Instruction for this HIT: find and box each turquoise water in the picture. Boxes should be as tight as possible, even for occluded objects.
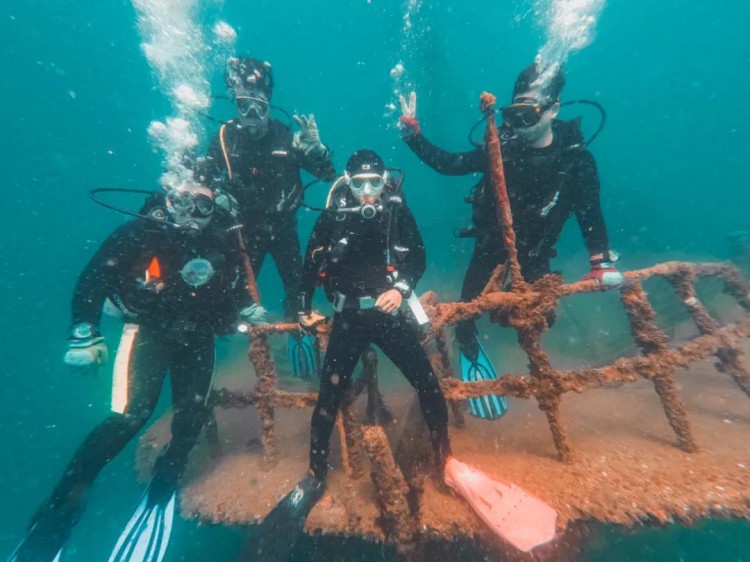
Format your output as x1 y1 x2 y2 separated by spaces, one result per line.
1 0 749 560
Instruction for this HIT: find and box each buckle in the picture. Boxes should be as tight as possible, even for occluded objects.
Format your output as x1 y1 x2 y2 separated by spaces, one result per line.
333 292 346 312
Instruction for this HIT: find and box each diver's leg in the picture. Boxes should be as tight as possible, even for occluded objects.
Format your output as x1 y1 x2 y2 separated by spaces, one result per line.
309 311 369 480
245 224 269 278
269 214 303 321
374 315 452 470
16 328 168 559
153 332 216 487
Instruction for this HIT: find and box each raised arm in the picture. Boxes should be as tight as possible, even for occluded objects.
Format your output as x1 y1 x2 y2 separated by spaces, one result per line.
399 91 485 176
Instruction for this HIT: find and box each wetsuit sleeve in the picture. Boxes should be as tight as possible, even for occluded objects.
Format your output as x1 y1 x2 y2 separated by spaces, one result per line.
299 212 335 313
571 150 611 256
403 132 485 176
395 207 427 289
71 221 147 330
297 147 337 181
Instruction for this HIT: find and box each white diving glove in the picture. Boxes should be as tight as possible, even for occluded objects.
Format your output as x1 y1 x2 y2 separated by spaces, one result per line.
64 325 109 375
239 304 269 326
292 114 327 158
398 91 420 135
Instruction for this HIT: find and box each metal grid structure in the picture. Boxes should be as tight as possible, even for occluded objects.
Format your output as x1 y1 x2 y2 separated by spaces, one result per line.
203 93 750 544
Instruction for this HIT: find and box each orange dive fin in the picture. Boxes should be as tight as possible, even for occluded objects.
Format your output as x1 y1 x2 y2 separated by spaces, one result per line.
444 457 557 552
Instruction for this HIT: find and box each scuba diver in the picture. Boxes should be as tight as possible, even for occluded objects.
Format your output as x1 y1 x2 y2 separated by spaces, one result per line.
198 56 337 379
398 63 623 421
7 185 267 562
251 150 557 560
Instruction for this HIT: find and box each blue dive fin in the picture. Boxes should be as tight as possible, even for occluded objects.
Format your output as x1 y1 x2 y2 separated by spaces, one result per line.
459 338 508 421
288 333 319 379
107 478 176 562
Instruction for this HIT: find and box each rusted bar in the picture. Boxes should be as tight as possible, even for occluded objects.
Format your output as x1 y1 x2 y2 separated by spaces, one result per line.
669 271 750 398
335 415 352 477
234 227 261 304
480 260 510 296
249 335 279 467
517 326 574 462
720 266 750 311
433 328 466 429
362 426 417 544
620 282 697 453
341 399 365 479
481 92 527 291
668 270 720 334
211 319 750 411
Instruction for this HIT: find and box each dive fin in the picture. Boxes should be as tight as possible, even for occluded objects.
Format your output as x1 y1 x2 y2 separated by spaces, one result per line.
252 473 326 562
7 524 65 562
7 499 82 562
107 477 176 562
288 333 319 379
459 337 508 420
444 457 557 552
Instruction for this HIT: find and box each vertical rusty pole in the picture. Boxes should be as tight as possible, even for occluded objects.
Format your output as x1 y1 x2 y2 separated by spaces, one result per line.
481 92 527 291
236 227 279 467
432 329 466 429
482 92 572 460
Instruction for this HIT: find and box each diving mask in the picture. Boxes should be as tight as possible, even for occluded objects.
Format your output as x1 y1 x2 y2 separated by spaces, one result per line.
346 172 388 202
501 97 557 129
166 190 215 231
235 95 270 119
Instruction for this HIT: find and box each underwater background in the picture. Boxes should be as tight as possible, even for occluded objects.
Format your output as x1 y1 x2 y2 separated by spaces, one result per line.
1 0 749 560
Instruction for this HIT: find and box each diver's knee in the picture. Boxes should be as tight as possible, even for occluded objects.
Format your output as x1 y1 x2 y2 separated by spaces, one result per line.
114 408 152 433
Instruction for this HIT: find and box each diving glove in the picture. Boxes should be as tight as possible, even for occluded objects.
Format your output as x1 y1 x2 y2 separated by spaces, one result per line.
293 114 327 158
239 304 269 326
398 91 420 135
64 323 108 374
582 254 624 290
298 311 326 335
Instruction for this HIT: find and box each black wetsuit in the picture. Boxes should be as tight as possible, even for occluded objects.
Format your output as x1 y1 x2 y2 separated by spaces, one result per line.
301 191 451 480
199 118 336 318
26 204 250 552
404 120 612 352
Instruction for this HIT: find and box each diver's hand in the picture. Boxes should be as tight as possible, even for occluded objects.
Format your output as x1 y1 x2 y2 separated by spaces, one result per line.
582 262 624 291
298 311 326 335
398 92 420 135
375 289 402 314
240 304 269 326
293 114 327 158
64 336 108 375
